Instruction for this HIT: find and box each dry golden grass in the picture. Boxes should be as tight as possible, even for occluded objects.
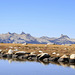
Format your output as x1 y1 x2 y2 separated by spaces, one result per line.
0 43 75 57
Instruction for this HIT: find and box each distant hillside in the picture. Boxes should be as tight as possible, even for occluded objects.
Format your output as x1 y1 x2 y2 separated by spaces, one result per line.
0 32 75 44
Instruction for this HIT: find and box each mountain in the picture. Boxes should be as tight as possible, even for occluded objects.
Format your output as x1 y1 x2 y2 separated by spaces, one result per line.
49 34 75 44
0 32 75 44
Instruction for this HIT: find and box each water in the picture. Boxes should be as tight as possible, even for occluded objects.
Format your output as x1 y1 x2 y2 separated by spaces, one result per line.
0 59 75 75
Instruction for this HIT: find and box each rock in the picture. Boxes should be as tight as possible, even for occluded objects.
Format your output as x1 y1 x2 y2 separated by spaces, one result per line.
30 51 36 54
12 54 18 58
27 54 37 60
8 49 13 54
2 54 7 58
0 49 2 52
37 54 41 57
49 57 59 61
0 53 3 57
52 52 56 55
56 54 60 56
39 51 43 53
27 57 32 60
18 56 23 59
8 59 12 64
58 58 65 62
27 56 37 60
28 54 37 57
22 55 29 59
43 58 49 62
60 55 69 58
69 54 75 63
15 51 26 56
70 54 75 59
58 58 69 62
7 54 12 58
69 59 75 63
38 53 50 60
70 65 75 69
58 55 69 62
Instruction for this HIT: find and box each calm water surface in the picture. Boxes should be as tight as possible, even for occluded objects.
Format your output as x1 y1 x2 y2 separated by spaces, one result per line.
0 59 75 75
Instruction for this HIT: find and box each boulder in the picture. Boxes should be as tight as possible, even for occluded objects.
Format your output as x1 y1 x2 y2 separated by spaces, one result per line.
27 54 37 60
43 58 49 62
58 55 69 62
12 54 18 58
0 49 2 53
70 54 75 59
27 56 37 60
7 54 12 58
38 53 50 60
69 59 75 63
18 56 23 59
49 57 59 61
28 54 37 57
58 58 65 62
61 55 69 58
2 54 7 58
22 54 30 59
15 51 26 56
0 53 3 57
69 54 75 63
8 49 13 54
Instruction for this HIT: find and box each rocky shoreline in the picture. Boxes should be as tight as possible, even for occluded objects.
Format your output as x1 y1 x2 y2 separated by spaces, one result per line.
0 49 75 64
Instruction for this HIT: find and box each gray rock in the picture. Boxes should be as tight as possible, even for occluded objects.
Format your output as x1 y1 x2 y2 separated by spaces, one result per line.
2 54 7 58
58 58 65 62
49 57 59 61
7 54 12 58
18 56 23 59
43 58 49 62
70 54 75 59
12 54 18 58
58 58 69 62
69 59 75 63
38 53 50 60
15 51 26 56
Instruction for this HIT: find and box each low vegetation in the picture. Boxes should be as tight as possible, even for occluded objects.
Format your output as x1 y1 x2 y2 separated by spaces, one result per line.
0 43 75 57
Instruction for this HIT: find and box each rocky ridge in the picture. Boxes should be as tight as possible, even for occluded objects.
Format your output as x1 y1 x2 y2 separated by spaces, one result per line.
0 32 75 44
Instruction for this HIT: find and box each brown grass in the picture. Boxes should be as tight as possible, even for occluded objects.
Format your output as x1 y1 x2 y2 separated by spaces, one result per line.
0 43 75 57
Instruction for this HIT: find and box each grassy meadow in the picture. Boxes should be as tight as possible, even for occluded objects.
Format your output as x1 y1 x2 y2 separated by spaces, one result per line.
0 43 75 57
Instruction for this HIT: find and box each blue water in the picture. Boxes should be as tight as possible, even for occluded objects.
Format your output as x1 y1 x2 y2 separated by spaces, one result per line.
0 59 75 75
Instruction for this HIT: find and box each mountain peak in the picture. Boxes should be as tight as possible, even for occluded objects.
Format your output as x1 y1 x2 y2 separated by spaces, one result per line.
7 32 11 34
60 34 70 39
21 32 26 35
0 32 74 44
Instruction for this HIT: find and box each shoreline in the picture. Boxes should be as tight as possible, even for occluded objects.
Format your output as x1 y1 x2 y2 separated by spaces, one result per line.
0 43 75 63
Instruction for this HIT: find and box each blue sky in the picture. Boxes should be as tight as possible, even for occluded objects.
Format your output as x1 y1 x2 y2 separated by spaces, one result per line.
0 0 75 38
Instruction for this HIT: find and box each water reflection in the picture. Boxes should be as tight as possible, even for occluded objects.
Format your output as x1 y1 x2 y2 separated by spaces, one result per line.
0 57 75 69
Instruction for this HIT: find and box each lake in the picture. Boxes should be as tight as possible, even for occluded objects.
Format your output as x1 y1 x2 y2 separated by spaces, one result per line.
0 58 75 75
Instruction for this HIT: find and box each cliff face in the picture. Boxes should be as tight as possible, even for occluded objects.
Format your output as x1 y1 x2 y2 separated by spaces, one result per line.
0 32 75 44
